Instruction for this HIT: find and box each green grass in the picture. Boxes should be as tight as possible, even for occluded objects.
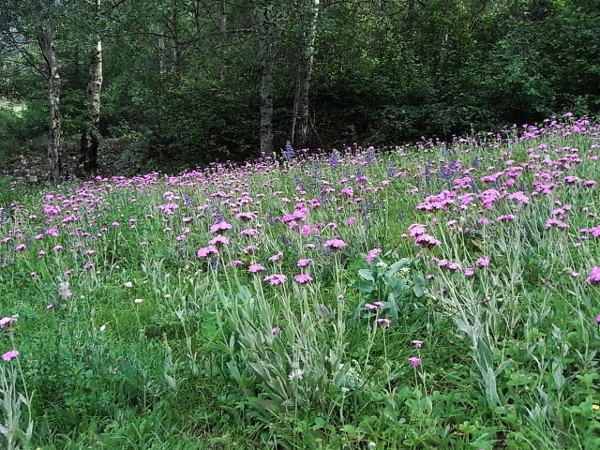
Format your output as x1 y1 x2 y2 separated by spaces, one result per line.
0 117 599 449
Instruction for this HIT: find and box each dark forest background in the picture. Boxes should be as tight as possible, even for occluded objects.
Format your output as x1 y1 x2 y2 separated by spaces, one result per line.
1 0 600 177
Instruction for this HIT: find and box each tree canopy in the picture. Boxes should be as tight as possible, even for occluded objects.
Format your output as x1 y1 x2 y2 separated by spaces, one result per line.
2 0 600 176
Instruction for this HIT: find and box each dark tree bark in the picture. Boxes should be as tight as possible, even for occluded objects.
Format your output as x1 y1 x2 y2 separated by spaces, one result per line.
292 0 320 151
79 6 103 176
37 26 63 181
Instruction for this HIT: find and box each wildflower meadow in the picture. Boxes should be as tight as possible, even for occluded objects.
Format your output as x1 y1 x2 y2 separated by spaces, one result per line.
1 115 599 449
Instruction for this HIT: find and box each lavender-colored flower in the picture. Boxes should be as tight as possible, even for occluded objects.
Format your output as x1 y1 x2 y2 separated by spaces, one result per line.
196 245 219 258
209 235 230 247
248 264 266 274
366 248 382 264
414 234 440 248
476 256 490 267
323 239 346 250
294 273 313 284
2 350 19 362
210 221 233 234
375 318 390 326
408 357 421 367
586 267 600 284
264 274 288 286
411 340 423 348
0 316 17 328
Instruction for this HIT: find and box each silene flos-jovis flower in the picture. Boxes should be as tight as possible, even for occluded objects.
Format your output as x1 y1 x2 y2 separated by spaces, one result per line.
2 349 19 362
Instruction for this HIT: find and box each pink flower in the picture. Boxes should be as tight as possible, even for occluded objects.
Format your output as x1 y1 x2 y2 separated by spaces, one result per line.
586 267 600 284
366 248 382 264
595 315 600 324
323 239 346 250
196 245 219 258
411 340 423 348
408 224 427 237
294 273 313 284
296 258 311 268
346 216 357 225
236 212 256 221
497 214 516 222
408 357 421 367
300 225 313 235
268 252 283 262
209 235 230 247
464 267 475 277
476 256 490 267
271 327 281 335
506 192 530 205
0 317 17 328
264 274 288 286
59 282 73 299
241 228 259 237
588 225 600 238
414 234 440 248
248 264 266 274
210 221 233 234
2 350 19 362
375 318 391 326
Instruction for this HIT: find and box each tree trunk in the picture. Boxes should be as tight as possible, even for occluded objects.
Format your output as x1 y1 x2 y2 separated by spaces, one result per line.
79 1 103 176
37 27 62 181
259 48 274 158
292 0 320 151
218 0 227 82
258 2 275 158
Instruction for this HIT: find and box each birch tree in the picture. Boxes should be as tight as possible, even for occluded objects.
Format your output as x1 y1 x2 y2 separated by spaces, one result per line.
0 0 64 180
255 0 277 158
37 24 63 180
78 0 103 175
291 0 320 151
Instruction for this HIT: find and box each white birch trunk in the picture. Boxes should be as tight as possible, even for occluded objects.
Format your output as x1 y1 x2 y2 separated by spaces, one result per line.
79 0 103 175
218 0 227 82
37 27 62 181
292 0 320 151
258 2 275 158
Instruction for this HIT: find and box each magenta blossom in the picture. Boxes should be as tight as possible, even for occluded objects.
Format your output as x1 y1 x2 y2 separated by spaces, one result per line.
375 318 391 326
241 228 259 237
0 317 17 328
408 357 421 367
196 245 219 258
264 274 288 285
268 252 283 262
209 235 230 247
586 267 600 284
411 340 423 348
296 258 311 268
475 256 490 267
248 264 266 274
210 221 233 234
415 234 440 248
2 350 19 362
294 273 313 284
366 248 382 264
323 239 346 250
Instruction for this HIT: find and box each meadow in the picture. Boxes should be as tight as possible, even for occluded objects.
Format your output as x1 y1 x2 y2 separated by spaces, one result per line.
0 115 599 449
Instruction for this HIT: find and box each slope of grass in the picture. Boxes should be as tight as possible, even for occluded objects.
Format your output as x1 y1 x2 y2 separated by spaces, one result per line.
0 116 599 449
